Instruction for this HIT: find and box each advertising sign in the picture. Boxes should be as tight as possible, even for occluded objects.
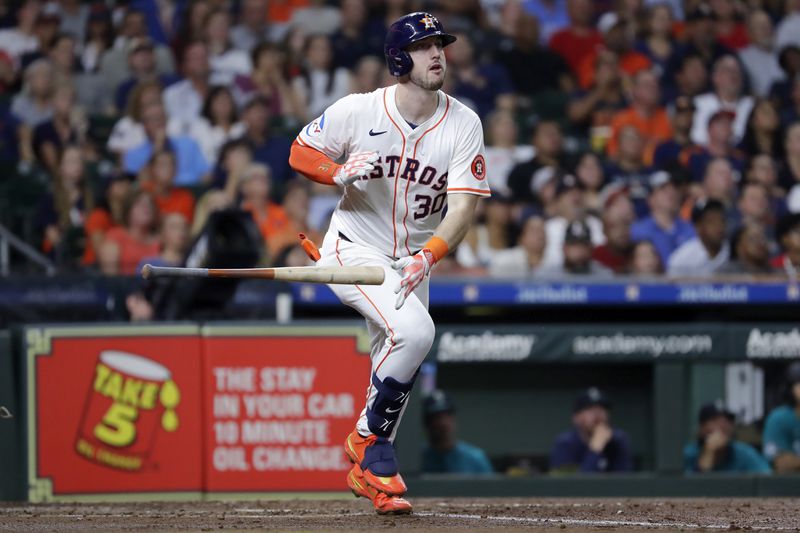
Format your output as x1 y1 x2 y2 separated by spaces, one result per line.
26 326 203 501
201 325 371 492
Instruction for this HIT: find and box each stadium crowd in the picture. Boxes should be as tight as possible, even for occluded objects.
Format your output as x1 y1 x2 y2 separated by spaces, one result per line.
1 0 800 279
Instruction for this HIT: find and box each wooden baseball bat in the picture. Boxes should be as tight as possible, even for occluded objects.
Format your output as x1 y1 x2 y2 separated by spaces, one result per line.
140 264 385 285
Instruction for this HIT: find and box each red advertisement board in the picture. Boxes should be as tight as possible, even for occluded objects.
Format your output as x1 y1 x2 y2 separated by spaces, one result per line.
28 327 204 498
202 331 371 491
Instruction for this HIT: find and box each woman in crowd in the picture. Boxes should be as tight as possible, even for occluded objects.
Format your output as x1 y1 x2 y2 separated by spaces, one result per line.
629 239 664 276
234 42 303 122
292 34 351 121
238 162 294 261
457 194 514 269
35 145 94 266
739 98 783 160
103 190 160 275
634 2 675 78
80 4 114 73
573 151 607 214
107 80 163 161
83 171 132 267
484 109 535 197
33 83 87 175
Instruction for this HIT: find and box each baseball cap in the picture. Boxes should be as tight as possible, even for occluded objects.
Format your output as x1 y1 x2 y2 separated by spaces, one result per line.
647 170 674 194
573 387 611 413
423 390 455 419
531 166 558 195
599 181 630 209
37 2 61 23
597 12 624 35
564 219 592 244
698 400 735 424
555 173 583 197
691 198 725 224
128 37 154 55
686 3 713 21
707 109 736 128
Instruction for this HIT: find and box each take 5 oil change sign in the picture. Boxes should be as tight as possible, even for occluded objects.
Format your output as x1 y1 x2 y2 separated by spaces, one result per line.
27 326 203 500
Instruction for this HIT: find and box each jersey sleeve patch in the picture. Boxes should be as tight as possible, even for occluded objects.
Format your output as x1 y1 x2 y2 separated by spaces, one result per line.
471 154 486 181
304 112 326 138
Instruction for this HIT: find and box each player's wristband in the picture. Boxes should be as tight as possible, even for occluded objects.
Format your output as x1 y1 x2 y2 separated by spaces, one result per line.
423 236 449 264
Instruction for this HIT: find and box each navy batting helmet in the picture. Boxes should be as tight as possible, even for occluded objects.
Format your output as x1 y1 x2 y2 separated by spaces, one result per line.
384 12 456 77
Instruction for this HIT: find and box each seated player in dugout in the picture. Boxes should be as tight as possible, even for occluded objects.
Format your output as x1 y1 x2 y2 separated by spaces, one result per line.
288 12 489 515
763 362 800 473
549 387 633 473
421 390 493 475
683 400 771 474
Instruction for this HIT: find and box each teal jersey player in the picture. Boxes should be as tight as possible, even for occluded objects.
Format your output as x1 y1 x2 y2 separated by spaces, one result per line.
423 441 494 475
762 406 800 461
683 441 771 474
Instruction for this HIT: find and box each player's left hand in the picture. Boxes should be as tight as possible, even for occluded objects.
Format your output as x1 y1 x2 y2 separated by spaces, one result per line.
391 250 434 309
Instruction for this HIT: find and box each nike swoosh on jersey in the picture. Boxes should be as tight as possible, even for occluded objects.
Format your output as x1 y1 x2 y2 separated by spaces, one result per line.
369 129 387 136
385 406 402 413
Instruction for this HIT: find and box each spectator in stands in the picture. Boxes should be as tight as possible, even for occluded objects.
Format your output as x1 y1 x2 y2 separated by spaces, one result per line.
717 222 775 275
457 193 513 269
635 2 676 77
292 34 351 121
629 239 664 276
739 99 783 160
606 69 672 163
771 46 800 108
107 80 162 160
123 102 210 186
747 154 789 220
46 32 78 87
80 3 113 74
763 362 800 473
566 50 626 149
238 162 293 260
694 158 739 230
163 40 210 128
710 0 748 50
573 151 606 214
446 31 515 119
290 0 342 37
235 42 302 122
190 189 233 237
103 190 160 275
495 11 573 99
351 55 384 95
776 2 800 51
739 10 783 98
606 126 654 217
779 76 800 128
422 390 494 475
666 5 732 86
330 0 383 70
668 198 730 277
58 0 88 46
779 122 800 192
631 171 695 264
169 85 245 166
99 9 174 96
140 150 196 224
115 37 178 114
83 171 132 266
771 213 800 277
539 219 612 277
209 138 253 200
690 55 754 146
687 109 746 182
19 3 61 70
653 96 697 170
240 95 292 188
32 82 86 176
0 0 40 74
280 178 322 250
35 145 93 264
488 213 547 277
543 174 605 268
205 9 252 86
230 0 275 52
669 53 710 103
11 58 54 129
736 181 775 240
684 400 771 474
592 186 635 274
508 120 567 204
136 212 190 272
577 12 651 90
549 0 602 76
550 387 633 473
523 0 569 44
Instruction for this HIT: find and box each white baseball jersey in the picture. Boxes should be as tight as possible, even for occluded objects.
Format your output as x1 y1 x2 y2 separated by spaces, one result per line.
296 84 490 258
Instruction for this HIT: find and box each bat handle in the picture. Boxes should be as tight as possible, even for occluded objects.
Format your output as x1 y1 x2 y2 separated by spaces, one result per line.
141 264 209 279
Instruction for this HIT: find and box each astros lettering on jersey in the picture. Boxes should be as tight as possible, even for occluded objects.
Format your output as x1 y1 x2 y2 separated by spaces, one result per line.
295 84 490 258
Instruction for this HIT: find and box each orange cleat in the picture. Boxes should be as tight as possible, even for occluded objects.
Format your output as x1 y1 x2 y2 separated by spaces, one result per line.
344 430 408 496
346 464 412 515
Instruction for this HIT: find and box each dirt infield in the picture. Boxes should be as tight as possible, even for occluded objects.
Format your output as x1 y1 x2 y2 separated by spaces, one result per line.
1 498 799 531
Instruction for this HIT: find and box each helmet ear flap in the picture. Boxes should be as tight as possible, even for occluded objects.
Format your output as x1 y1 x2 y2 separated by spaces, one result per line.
386 47 413 77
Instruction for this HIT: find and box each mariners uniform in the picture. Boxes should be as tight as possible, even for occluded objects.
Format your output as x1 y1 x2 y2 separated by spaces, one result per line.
289 12 489 515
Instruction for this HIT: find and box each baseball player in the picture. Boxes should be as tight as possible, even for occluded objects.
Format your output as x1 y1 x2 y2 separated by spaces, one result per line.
289 12 490 514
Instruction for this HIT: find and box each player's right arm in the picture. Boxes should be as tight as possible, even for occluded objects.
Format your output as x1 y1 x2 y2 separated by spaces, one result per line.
289 95 377 187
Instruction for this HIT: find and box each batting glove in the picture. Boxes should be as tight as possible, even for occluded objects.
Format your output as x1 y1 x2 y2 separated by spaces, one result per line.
333 151 379 187
391 249 434 310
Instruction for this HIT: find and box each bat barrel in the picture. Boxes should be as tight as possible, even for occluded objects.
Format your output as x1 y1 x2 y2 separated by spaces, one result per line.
142 264 209 279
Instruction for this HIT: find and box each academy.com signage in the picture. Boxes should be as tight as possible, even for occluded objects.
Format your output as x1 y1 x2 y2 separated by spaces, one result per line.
746 328 800 358
572 333 714 358
437 331 535 362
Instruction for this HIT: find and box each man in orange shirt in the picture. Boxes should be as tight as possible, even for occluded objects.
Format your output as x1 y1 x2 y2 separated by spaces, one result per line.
238 162 294 260
549 0 602 75
577 12 651 90
606 69 672 163
141 150 196 224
